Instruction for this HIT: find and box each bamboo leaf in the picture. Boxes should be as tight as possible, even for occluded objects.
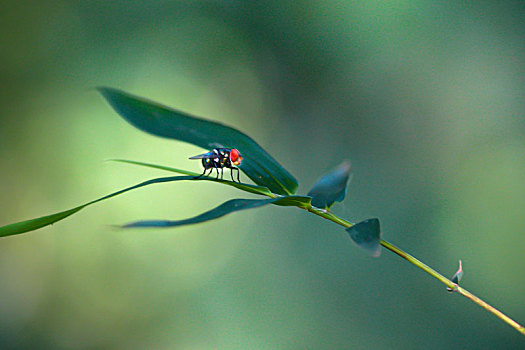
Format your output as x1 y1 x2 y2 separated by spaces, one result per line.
122 195 312 228
307 160 351 209
0 174 270 238
346 218 382 257
99 87 298 195
0 206 85 238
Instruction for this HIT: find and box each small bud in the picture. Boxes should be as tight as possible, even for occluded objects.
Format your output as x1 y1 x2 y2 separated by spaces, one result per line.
447 260 464 292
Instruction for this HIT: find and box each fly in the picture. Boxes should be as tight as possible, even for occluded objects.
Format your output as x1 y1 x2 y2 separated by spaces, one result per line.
189 148 243 182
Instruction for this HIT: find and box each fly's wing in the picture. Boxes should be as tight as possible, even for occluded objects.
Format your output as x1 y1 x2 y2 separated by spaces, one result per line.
189 151 216 160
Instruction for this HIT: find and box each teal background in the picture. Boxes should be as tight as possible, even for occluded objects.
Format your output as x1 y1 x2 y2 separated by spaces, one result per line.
1 1 524 348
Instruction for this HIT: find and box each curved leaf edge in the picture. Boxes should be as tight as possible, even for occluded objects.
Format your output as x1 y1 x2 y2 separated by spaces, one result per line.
122 195 312 229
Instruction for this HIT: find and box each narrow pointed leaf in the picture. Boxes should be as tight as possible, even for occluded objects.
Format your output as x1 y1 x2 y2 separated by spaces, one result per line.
110 159 274 197
98 87 298 195
1 173 272 238
122 195 312 229
0 206 86 237
346 218 382 257
307 160 351 209
123 198 277 228
0 176 191 237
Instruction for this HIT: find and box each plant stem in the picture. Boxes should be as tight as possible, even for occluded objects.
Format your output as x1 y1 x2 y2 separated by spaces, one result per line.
456 287 525 335
379 240 455 289
304 205 525 336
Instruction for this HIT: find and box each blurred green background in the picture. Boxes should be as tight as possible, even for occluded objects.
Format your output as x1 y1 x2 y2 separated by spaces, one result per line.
1 1 524 348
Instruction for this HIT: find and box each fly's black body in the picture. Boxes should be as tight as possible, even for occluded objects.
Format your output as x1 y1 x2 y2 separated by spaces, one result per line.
189 148 243 182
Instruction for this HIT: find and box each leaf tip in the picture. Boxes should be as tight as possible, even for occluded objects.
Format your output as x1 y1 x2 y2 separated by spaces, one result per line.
97 87 131 109
96 86 113 95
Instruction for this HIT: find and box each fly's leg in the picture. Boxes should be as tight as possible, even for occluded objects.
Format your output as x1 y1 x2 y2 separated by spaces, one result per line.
194 167 209 179
231 167 240 183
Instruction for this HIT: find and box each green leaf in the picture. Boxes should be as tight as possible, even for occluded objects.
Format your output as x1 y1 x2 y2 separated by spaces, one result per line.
307 160 351 209
345 218 382 257
0 176 190 237
110 159 275 197
0 206 86 238
0 173 271 238
98 87 298 196
122 198 278 228
122 195 312 229
271 195 312 208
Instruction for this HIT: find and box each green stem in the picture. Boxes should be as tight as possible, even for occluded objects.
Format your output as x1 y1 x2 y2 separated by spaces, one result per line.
306 206 353 227
304 205 525 336
379 240 455 289
456 287 525 335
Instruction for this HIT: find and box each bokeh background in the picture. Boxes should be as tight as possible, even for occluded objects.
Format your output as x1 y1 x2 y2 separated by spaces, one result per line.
1 1 524 349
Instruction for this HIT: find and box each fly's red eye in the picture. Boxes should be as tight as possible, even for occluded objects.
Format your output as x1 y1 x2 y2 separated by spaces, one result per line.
230 149 240 162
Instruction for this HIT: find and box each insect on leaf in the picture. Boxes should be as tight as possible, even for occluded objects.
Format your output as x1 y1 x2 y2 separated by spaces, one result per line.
346 218 382 257
98 87 299 196
110 159 275 197
307 160 351 209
